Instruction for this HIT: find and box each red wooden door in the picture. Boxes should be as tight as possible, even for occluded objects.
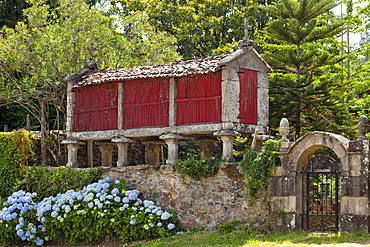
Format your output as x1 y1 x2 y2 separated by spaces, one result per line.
176 73 222 125
123 78 169 128
73 83 118 132
239 69 257 125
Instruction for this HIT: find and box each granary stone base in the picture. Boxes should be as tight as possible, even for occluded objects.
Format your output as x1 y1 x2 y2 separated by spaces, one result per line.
101 163 270 229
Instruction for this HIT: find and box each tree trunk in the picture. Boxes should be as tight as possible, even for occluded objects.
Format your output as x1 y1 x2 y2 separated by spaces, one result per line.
40 101 47 164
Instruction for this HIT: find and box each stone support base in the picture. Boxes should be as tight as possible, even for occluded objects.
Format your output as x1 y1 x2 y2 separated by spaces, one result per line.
142 138 165 166
214 130 240 161
160 133 183 165
194 136 219 157
61 139 85 167
97 142 114 167
112 136 134 167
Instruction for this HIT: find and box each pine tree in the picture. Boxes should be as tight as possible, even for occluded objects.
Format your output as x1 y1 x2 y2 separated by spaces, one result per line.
261 0 354 138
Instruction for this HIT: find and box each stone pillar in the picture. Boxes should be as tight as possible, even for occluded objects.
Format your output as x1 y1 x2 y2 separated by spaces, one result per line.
214 130 240 161
86 140 94 168
194 136 219 158
142 137 165 166
159 133 183 165
65 82 75 139
97 142 114 167
61 139 85 167
112 136 134 167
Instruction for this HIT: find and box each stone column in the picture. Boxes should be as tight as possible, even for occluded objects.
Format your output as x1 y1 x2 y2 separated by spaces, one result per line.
142 137 165 166
97 142 114 167
214 130 241 161
65 82 75 139
112 136 134 167
194 136 219 158
61 139 85 167
160 133 183 165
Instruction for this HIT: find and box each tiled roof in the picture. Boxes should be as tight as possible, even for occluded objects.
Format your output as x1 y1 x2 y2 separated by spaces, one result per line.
74 54 228 88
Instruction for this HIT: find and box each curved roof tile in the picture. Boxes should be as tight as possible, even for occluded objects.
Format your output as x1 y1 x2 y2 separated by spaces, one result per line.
74 54 228 88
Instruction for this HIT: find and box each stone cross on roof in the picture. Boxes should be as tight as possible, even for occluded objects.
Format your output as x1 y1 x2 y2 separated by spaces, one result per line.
242 19 252 41
238 19 254 48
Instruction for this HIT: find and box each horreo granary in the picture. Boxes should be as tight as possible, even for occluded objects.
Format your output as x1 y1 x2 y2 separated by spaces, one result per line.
63 34 271 167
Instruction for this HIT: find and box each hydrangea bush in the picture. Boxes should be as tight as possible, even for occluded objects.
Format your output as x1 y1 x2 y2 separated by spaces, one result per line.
0 178 180 246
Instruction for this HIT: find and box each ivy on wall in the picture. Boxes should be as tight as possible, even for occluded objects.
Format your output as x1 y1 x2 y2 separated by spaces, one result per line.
240 140 281 200
0 129 35 198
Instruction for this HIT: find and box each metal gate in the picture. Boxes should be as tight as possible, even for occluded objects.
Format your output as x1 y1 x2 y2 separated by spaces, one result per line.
301 155 340 232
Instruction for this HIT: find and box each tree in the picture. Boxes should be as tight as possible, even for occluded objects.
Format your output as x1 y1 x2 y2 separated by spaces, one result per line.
110 0 276 59
261 0 355 138
347 0 370 119
0 0 29 28
0 0 179 164
0 0 103 29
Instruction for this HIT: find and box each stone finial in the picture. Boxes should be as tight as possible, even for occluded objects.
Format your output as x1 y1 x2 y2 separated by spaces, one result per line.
279 118 290 142
358 115 369 140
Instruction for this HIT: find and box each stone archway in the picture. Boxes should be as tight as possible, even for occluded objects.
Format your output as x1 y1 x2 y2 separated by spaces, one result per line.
269 131 370 232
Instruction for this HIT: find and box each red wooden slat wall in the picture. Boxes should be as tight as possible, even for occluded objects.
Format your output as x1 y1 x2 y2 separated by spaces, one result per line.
176 73 222 125
123 78 170 128
239 69 258 125
73 82 118 132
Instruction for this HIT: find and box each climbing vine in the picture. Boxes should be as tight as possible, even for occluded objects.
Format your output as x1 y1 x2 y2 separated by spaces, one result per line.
240 140 281 200
0 129 35 198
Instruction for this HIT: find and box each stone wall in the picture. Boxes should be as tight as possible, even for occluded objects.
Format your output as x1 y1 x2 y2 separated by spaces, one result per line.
270 130 370 232
101 163 271 229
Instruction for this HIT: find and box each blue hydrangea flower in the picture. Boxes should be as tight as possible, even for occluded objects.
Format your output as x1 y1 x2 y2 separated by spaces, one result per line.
51 211 59 218
161 212 171 220
168 223 175 230
129 220 137 225
111 188 120 195
102 183 110 190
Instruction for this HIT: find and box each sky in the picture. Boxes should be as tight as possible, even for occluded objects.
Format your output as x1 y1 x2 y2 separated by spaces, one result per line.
333 2 367 47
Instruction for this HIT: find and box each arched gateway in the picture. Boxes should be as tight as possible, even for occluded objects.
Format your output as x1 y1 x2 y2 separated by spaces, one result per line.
270 128 370 232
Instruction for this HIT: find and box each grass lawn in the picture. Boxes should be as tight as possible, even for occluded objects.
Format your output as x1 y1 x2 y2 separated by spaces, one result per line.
129 231 370 247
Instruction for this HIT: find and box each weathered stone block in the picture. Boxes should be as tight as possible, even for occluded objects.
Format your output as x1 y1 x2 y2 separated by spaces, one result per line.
340 215 369 232
282 176 296 196
341 196 369 215
269 176 283 196
349 141 363 152
341 177 368 197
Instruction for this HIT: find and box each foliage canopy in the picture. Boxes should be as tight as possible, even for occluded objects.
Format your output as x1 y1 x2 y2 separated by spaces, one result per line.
261 0 355 138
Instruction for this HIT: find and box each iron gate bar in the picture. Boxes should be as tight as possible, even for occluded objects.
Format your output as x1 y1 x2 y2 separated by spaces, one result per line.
300 170 339 232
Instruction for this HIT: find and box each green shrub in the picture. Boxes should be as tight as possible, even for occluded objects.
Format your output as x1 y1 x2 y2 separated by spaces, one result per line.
240 140 281 200
0 130 34 198
13 165 103 201
174 156 223 181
